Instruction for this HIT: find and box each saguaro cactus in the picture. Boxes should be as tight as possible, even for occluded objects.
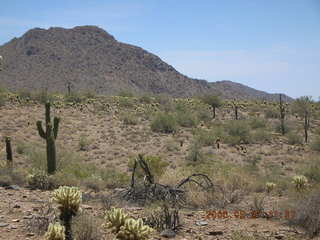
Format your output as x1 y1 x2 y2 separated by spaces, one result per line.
279 94 286 135
5 137 13 166
36 102 60 174
0 55 3 71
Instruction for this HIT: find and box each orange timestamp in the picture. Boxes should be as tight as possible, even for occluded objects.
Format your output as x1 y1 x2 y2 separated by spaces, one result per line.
204 209 296 220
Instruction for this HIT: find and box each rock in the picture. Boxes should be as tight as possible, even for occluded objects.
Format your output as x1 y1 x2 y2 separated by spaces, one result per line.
13 204 21 208
82 204 93 210
12 219 20 222
160 229 176 238
275 234 285 239
26 233 35 237
207 230 223 236
196 221 208 226
5 185 20 190
0 223 9 227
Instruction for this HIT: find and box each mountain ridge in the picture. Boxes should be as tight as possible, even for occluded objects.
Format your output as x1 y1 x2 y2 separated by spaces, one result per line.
0 26 291 101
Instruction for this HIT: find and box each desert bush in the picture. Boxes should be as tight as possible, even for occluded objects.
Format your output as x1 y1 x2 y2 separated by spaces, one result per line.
264 108 279 119
290 188 320 237
65 92 84 103
144 202 180 231
175 111 198 128
196 108 212 123
100 169 130 188
250 193 266 215
118 90 135 97
311 136 320 151
73 213 103 240
139 94 153 104
118 97 135 108
287 132 303 145
120 112 139 125
275 122 291 134
128 155 169 180
186 141 205 162
78 135 91 151
0 86 8 106
249 117 267 129
27 169 54 190
225 120 252 145
193 129 216 146
302 157 320 183
150 112 178 133
16 141 28 154
0 167 26 187
252 129 271 143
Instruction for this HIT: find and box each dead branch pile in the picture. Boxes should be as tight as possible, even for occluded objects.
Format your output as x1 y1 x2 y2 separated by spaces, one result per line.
122 154 214 206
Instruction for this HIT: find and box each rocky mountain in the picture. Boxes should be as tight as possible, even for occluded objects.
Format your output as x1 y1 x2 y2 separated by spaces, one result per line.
0 26 291 101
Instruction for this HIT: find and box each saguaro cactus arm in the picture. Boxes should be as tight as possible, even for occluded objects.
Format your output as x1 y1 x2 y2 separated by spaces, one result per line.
53 117 60 139
36 121 47 139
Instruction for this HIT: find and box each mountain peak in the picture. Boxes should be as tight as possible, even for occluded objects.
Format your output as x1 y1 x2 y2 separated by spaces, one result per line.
0 25 291 100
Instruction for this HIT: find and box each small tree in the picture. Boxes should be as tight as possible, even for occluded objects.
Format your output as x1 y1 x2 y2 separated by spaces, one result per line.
292 96 313 143
201 95 222 119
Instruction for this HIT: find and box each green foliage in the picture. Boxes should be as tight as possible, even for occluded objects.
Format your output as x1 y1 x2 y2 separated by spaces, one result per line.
249 118 266 129
0 86 8 106
175 110 198 128
193 129 216 146
302 157 320 183
120 112 139 125
287 132 303 145
150 112 178 133
225 120 251 145
311 136 320 152
201 95 222 108
100 169 130 188
275 122 291 134
264 108 279 119
252 129 271 143
128 155 169 180
186 141 205 162
78 135 90 151
118 97 135 108
139 94 153 104
290 189 320 237
64 92 84 104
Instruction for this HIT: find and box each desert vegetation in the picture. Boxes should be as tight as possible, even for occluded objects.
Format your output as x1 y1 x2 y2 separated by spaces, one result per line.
0 87 320 239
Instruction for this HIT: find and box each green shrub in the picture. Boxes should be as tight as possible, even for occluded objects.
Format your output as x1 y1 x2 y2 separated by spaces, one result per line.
225 120 251 144
275 122 291 134
65 92 84 103
311 136 320 151
252 129 271 143
120 112 139 125
194 129 216 146
287 132 303 145
100 169 130 188
118 97 135 108
139 94 153 104
264 108 279 119
290 189 320 237
302 157 320 183
79 135 91 151
128 155 169 180
0 86 8 107
196 108 212 123
249 118 266 129
176 111 198 128
186 141 205 162
16 141 28 154
150 112 178 133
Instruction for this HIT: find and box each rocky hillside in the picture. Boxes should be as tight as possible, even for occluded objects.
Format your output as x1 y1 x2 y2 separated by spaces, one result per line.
0 26 290 101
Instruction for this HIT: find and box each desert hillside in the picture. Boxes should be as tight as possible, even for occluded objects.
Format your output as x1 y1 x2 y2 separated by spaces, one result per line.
0 26 290 101
0 91 319 239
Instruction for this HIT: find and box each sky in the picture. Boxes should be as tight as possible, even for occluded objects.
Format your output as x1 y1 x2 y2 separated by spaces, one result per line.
0 0 319 99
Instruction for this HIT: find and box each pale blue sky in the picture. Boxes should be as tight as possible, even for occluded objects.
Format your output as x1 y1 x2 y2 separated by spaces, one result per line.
1 0 319 99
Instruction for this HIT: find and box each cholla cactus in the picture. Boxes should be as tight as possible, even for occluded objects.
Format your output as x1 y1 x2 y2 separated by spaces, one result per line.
52 186 82 240
117 218 153 240
104 207 130 233
292 175 308 192
45 222 65 240
266 182 276 193
53 186 82 214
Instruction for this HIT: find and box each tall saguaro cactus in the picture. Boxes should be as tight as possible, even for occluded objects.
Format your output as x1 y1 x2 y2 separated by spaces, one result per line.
36 102 60 174
279 94 286 135
5 137 13 167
